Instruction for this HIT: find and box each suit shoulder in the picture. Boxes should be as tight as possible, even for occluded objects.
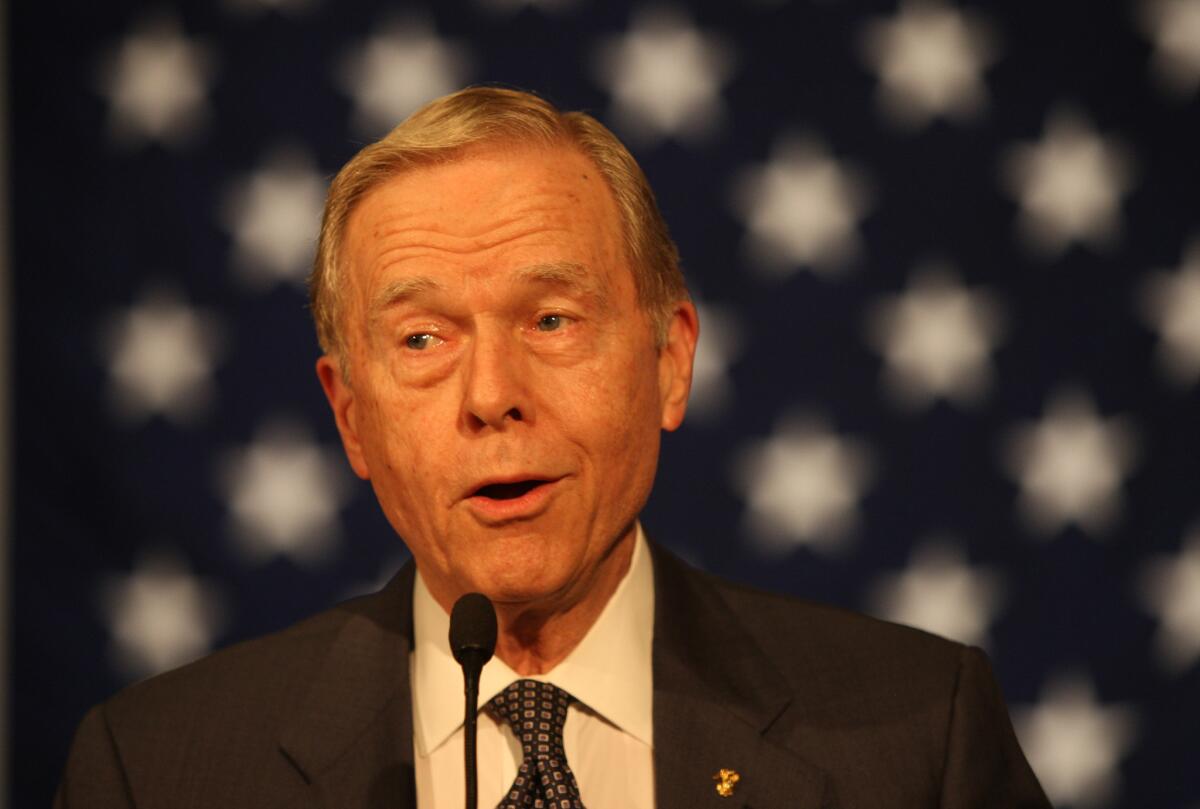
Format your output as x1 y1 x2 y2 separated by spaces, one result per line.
103 591 373 735
650 548 1048 807
63 574 414 808
659 551 969 710
718 573 963 663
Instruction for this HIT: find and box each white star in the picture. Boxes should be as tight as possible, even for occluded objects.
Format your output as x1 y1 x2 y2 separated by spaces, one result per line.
868 541 1003 647
733 415 873 552
687 301 743 423
865 264 1004 408
860 0 997 128
1014 676 1137 808
1002 110 1135 257
338 18 472 137
1140 530 1200 672
732 136 871 277
98 18 213 146
221 147 327 288
1003 390 1138 536
218 419 353 565
101 554 226 680
1140 240 1200 386
593 7 735 144
1140 0 1200 96
101 288 224 424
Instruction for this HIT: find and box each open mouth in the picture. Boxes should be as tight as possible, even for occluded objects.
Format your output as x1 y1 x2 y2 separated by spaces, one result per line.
472 480 550 500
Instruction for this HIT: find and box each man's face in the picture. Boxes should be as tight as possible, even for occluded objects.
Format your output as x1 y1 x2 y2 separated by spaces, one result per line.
318 142 696 612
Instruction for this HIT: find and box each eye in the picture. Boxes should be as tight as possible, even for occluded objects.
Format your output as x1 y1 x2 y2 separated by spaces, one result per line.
405 333 441 350
536 314 566 332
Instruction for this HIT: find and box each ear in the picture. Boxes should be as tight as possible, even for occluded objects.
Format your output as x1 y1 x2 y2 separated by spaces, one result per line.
316 355 371 480
657 301 699 432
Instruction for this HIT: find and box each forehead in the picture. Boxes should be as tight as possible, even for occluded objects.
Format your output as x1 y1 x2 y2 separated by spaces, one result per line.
342 143 629 302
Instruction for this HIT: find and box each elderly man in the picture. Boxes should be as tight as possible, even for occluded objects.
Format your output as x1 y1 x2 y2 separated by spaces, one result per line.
57 87 1050 809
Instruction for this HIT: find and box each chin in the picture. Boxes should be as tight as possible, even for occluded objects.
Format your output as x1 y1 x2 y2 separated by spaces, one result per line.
478 568 568 606
469 552 579 609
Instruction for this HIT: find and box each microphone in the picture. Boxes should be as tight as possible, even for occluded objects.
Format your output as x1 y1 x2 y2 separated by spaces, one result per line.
449 592 497 809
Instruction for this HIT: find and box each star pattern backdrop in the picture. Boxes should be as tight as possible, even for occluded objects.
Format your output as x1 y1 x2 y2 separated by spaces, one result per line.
9 0 1200 806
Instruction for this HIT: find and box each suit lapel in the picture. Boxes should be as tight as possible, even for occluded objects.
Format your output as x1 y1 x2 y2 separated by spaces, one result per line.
650 546 832 809
275 563 419 809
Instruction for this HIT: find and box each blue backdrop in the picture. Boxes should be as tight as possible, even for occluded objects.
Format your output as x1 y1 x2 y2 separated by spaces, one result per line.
12 0 1200 805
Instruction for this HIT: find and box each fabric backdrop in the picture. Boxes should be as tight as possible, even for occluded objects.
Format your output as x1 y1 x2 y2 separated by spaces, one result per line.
11 0 1200 806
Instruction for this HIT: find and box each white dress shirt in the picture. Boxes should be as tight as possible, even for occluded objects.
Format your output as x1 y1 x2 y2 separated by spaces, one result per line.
411 526 656 809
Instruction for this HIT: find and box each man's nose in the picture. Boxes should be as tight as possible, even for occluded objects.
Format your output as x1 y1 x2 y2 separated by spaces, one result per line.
461 327 530 431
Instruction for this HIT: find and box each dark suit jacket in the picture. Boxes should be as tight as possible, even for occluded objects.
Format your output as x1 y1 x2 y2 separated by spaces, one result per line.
56 544 1050 808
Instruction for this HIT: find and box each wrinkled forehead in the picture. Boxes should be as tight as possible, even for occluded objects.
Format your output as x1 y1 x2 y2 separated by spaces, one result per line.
356 140 617 221
340 143 632 306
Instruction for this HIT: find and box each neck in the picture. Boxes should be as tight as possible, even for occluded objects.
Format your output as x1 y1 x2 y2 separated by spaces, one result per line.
491 528 637 675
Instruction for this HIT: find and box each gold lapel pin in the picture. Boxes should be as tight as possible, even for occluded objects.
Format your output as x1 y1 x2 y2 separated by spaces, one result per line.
713 768 740 798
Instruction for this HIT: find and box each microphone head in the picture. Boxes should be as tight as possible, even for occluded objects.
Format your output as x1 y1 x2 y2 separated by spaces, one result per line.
449 592 497 670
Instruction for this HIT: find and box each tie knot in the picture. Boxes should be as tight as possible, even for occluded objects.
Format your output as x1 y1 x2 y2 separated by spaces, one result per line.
487 679 575 745
487 679 588 809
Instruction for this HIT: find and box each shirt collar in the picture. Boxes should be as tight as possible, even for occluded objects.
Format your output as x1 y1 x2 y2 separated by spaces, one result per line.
411 525 655 757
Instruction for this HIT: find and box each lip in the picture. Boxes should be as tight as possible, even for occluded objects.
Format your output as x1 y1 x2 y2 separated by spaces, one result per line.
462 475 564 523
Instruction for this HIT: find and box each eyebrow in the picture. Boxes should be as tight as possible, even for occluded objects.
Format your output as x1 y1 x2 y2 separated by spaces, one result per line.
512 262 616 319
515 261 610 300
368 261 612 321
368 276 446 321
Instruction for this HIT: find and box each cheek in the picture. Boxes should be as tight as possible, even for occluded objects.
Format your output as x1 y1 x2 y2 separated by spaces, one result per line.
360 396 457 551
360 388 443 492
569 352 663 457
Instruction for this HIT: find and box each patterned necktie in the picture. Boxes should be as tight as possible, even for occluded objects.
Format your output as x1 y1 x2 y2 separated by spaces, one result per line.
488 679 588 809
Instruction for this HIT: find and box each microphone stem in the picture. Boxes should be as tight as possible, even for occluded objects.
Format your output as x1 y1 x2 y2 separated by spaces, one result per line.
463 665 480 809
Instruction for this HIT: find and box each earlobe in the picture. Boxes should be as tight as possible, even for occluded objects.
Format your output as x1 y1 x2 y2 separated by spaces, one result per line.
658 301 699 432
316 356 371 480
